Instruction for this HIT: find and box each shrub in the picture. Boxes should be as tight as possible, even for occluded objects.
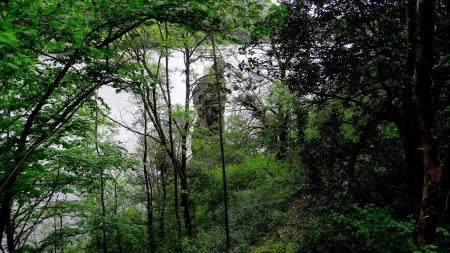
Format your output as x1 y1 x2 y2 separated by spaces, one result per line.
331 204 416 253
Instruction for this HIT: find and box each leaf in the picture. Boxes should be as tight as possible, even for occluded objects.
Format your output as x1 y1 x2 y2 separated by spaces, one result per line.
222 86 232 94
150 80 158 88
64 188 75 194
73 31 83 40
0 31 20 47
49 20 62 29
24 29 38 37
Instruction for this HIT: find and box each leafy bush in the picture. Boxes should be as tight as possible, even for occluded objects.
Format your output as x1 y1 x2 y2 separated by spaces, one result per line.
331 204 416 253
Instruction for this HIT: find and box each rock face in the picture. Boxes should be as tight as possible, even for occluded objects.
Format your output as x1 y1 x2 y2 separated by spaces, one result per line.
192 60 226 134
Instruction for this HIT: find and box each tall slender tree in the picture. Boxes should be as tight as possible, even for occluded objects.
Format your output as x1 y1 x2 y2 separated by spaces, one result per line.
211 35 231 251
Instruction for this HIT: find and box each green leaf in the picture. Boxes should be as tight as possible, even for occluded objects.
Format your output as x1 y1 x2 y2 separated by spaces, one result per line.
0 31 20 47
49 20 62 29
236 71 243 79
64 188 75 194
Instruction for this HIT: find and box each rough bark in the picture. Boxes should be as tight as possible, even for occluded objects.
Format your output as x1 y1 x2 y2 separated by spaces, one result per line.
414 0 442 247
401 0 424 205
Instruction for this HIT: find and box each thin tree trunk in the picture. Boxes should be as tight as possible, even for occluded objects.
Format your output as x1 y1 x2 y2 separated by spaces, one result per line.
211 35 231 251
95 95 108 253
276 112 290 160
414 0 442 247
59 213 63 253
161 23 184 246
114 177 123 253
142 114 154 252
180 43 193 239
159 164 167 239
276 64 289 160
100 168 107 253
53 195 58 253
96 236 100 252
174 168 182 246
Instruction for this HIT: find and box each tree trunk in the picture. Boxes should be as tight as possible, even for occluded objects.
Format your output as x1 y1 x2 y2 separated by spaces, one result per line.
402 0 423 205
142 115 154 252
276 63 290 160
159 164 167 239
180 44 194 239
414 0 442 247
211 35 231 251
158 27 184 247
113 177 123 253
399 123 423 202
95 96 107 253
173 167 182 247
0 158 22 251
0 193 11 251
442 145 450 218
100 169 107 253
3 194 14 252
276 112 290 160
180 179 193 238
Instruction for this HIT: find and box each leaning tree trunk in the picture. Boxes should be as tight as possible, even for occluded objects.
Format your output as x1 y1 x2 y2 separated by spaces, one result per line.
414 0 442 247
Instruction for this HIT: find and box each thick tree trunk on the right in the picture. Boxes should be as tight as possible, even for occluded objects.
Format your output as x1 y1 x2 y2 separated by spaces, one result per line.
402 0 423 205
413 0 442 247
442 145 450 219
399 122 423 202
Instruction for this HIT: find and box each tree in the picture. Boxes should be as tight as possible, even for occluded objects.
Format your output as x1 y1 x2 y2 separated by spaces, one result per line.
245 0 449 247
211 35 231 250
120 23 212 245
0 0 223 249
413 0 442 247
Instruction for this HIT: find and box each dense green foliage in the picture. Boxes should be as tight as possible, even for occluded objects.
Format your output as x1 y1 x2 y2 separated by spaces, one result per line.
0 0 449 252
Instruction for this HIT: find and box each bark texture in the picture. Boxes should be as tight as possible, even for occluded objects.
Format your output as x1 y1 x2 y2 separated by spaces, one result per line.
414 0 442 247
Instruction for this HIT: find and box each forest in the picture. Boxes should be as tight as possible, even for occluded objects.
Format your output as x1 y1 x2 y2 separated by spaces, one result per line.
0 0 449 252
